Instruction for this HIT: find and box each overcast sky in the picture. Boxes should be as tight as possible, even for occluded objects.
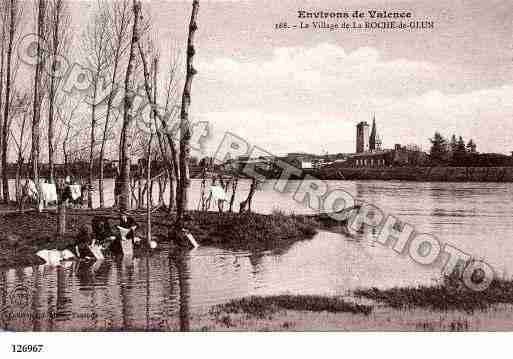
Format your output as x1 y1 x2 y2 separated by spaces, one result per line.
72 0 512 156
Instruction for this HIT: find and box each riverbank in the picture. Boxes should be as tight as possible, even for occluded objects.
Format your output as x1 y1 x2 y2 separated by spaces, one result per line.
193 276 513 331
192 300 513 331
319 166 513 182
0 208 319 269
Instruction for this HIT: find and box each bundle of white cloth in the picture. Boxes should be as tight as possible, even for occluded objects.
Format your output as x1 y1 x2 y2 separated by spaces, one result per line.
36 249 75 266
25 180 58 206
68 185 82 200
117 226 158 251
208 185 227 202
40 183 58 203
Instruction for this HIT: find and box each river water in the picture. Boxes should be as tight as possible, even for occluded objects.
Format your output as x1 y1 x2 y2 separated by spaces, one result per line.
1 180 512 331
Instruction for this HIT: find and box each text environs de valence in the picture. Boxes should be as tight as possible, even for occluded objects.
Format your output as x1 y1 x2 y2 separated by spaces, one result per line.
298 10 413 19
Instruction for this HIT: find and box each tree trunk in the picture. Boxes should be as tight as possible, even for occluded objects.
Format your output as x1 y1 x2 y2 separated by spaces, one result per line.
31 0 46 210
150 177 154 206
57 196 67 235
48 0 62 183
239 178 257 213
118 0 141 212
146 137 153 245
175 0 200 231
229 176 238 212
15 155 23 203
98 157 104 207
88 80 98 209
168 172 175 212
158 174 166 206
137 167 142 208
155 124 174 211
2 0 16 203
149 58 158 212
0 8 7 202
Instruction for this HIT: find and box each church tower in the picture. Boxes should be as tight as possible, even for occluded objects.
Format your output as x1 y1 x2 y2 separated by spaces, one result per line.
369 116 382 151
369 116 377 151
356 121 370 153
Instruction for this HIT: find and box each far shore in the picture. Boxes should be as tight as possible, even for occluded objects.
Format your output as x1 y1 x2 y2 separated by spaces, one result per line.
3 165 513 184
319 166 513 182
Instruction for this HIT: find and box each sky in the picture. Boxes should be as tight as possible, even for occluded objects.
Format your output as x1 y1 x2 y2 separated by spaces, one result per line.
22 0 513 159
143 0 513 156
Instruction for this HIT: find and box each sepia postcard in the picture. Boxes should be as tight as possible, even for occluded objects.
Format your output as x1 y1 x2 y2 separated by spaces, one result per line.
0 0 512 348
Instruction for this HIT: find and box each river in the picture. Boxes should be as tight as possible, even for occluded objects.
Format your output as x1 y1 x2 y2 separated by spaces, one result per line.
1 180 512 330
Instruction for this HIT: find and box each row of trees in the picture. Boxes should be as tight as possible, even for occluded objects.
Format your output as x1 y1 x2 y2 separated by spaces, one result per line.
0 0 201 236
429 132 478 165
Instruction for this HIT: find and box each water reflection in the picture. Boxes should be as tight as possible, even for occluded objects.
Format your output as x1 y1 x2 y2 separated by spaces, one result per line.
170 251 191 331
56 266 72 321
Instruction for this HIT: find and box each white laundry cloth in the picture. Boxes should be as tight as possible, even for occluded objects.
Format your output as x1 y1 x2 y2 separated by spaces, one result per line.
116 226 134 257
68 185 82 200
88 244 105 260
40 183 58 203
36 249 75 266
61 249 75 260
208 185 227 201
26 179 39 199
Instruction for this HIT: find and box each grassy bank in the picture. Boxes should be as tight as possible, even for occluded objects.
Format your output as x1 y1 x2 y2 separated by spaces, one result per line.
0 209 318 269
0 211 89 268
193 300 513 331
194 275 513 331
189 211 317 250
354 276 513 313
196 295 372 331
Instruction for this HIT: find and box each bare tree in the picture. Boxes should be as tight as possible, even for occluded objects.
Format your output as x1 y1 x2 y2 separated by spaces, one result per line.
46 0 71 182
59 99 86 178
82 1 110 208
137 0 199 237
118 0 142 211
9 92 30 204
98 0 131 208
30 0 47 210
139 42 181 212
0 3 8 201
1 0 24 203
175 0 200 230
162 45 181 211
54 96 82 234
145 56 158 245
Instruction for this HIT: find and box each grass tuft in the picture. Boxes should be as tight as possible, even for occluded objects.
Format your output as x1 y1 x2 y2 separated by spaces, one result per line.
354 273 513 313
210 295 372 319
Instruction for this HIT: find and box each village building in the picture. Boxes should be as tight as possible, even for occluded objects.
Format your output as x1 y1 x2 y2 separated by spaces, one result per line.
346 117 428 167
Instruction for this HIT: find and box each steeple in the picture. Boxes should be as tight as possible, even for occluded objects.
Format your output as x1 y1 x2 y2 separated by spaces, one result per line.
369 115 377 151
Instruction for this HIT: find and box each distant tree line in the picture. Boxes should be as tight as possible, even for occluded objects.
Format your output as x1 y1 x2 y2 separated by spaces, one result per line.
429 132 512 167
